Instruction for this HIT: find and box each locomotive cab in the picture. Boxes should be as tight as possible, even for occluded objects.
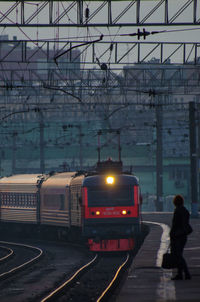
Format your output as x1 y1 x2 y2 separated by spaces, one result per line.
81 159 141 251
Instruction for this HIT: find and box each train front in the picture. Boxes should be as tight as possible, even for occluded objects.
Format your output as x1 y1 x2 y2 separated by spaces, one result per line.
82 160 141 252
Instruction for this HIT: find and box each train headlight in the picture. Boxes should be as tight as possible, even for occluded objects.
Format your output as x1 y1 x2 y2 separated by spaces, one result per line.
122 210 127 215
106 176 115 185
96 211 100 215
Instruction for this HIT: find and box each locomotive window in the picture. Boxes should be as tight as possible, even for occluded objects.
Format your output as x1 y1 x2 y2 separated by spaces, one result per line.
87 186 134 207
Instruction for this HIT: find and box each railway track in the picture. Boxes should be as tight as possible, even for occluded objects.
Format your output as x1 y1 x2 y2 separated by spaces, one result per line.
0 226 148 302
0 239 94 302
41 252 132 302
0 240 43 281
0 245 14 263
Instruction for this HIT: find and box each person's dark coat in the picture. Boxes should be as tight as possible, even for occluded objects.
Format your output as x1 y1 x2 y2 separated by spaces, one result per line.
170 205 190 239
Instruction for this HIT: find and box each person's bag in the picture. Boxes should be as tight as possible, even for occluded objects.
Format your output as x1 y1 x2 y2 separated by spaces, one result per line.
174 223 193 237
161 248 177 269
184 223 193 235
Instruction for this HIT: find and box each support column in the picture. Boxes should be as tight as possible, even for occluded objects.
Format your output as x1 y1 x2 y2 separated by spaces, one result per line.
78 125 83 170
189 102 199 217
156 99 163 211
198 103 200 214
12 131 17 175
77 0 83 24
39 111 45 174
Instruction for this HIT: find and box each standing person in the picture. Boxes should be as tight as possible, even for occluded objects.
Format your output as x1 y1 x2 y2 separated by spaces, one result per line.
170 194 192 280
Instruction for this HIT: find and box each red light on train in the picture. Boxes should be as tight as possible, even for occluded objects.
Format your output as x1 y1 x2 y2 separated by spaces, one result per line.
96 211 100 215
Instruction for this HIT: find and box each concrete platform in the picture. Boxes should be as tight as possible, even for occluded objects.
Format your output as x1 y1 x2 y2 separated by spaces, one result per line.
116 213 200 302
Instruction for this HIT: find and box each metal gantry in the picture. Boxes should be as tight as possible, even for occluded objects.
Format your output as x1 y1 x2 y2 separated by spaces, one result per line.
1 40 200 65
0 1 200 97
1 39 200 98
0 0 199 27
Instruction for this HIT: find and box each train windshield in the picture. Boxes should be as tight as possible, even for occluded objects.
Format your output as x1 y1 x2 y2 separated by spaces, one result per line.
87 185 134 207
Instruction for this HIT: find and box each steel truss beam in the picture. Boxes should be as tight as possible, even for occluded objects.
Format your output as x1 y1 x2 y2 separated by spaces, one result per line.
0 65 200 98
0 65 200 87
0 0 199 27
1 40 200 65
0 39 200 98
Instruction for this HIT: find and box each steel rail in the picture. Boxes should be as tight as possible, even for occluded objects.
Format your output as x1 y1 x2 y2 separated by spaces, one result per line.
0 245 14 262
41 254 98 302
96 252 130 302
0 240 43 280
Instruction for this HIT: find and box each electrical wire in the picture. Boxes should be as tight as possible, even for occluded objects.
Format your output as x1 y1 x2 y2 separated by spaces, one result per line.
6 27 199 42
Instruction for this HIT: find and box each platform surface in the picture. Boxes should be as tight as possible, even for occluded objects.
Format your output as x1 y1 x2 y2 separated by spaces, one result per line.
116 212 200 302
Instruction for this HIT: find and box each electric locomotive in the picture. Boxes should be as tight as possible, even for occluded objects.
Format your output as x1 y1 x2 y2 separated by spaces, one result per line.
82 159 142 252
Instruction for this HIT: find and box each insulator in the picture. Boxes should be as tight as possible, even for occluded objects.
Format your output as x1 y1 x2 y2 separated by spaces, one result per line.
101 63 107 71
85 7 90 19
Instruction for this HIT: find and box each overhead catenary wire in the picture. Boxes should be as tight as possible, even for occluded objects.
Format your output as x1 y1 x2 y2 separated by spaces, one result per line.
4 26 199 42
0 5 197 155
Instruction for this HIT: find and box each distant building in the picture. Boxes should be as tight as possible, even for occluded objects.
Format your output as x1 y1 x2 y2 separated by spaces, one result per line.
0 34 80 82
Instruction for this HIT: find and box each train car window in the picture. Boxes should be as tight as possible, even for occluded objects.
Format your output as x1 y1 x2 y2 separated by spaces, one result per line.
43 194 65 210
0 192 37 208
87 185 134 207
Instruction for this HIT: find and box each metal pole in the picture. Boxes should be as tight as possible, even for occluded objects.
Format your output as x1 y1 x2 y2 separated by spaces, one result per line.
0 150 1 177
97 130 101 163
12 131 17 175
189 101 199 217
79 125 83 170
198 103 200 214
39 111 45 174
117 130 121 162
156 97 163 211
